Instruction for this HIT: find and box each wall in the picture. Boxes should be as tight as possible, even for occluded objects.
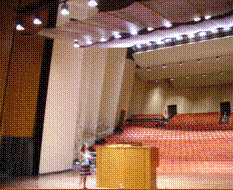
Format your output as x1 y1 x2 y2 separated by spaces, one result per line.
39 39 83 174
129 76 233 117
115 59 136 125
128 76 147 117
98 48 127 134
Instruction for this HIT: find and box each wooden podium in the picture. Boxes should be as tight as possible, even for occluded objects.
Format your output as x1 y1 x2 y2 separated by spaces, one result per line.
96 144 159 189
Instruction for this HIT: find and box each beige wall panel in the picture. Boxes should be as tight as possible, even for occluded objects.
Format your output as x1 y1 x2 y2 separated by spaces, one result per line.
39 39 83 174
98 48 127 132
115 59 136 124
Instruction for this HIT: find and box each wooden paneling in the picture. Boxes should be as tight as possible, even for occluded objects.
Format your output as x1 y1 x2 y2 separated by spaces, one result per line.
96 145 159 189
0 0 50 138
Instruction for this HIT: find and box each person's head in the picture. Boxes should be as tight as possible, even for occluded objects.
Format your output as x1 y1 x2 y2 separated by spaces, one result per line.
81 143 88 153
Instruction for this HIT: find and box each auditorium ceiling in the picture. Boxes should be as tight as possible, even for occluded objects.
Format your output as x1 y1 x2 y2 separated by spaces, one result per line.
36 0 233 87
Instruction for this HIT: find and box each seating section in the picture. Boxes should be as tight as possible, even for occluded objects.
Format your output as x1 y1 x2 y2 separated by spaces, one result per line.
131 114 165 120
167 112 232 130
98 125 233 161
126 114 165 127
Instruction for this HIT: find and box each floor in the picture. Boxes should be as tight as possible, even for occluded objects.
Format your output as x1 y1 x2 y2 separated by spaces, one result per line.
0 129 232 189
0 171 232 189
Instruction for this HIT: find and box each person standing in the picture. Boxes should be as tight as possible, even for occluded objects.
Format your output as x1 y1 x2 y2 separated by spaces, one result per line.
79 143 92 189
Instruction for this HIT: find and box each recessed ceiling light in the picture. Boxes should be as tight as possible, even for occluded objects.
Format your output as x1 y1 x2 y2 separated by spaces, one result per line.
147 67 152 71
188 33 195 38
147 27 154 31
179 62 183 66
88 0 98 7
211 28 218 34
113 32 121 39
100 37 107 42
16 23 25 31
33 14 42 25
61 2 70 15
73 41 80 48
162 64 167 68
204 15 211 20
194 17 201 22
170 78 175 81
197 59 202 63
86 40 93 45
220 71 223 75
164 22 172 28
186 76 190 79
202 74 206 77
136 44 142 48
155 80 159 82
130 30 138 35
199 31 207 37
216 56 220 60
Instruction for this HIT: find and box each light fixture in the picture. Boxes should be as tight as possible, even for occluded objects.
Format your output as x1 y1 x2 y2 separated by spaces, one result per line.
202 74 206 77
16 23 25 30
100 37 107 42
204 15 211 20
114 32 121 39
175 35 183 41
220 71 223 75
147 27 154 31
136 44 142 48
86 40 93 45
194 17 201 22
156 40 164 45
216 56 220 60
170 78 175 81
186 76 190 79
223 26 231 32
164 38 172 43
16 19 25 30
130 29 138 35
61 2 70 15
164 22 172 28
147 67 152 71
188 33 195 38
73 40 80 48
162 64 167 68
211 28 218 34
147 42 152 46
33 13 42 25
199 31 207 37
88 0 98 7
197 59 202 63
155 80 159 83
179 62 183 66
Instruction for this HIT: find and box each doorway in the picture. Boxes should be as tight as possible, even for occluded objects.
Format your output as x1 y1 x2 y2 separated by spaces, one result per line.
167 105 177 119
220 102 231 124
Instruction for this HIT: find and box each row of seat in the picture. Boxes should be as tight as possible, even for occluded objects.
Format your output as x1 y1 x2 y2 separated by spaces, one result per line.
167 112 233 130
131 114 165 120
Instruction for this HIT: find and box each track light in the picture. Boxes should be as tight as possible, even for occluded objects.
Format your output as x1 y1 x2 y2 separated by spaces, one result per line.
114 32 121 39
16 19 25 30
86 40 93 45
164 22 172 28
194 17 201 22
73 40 80 48
130 29 138 35
33 13 42 25
204 15 211 20
61 2 69 15
199 31 207 37
147 27 154 31
88 0 98 7
100 37 107 42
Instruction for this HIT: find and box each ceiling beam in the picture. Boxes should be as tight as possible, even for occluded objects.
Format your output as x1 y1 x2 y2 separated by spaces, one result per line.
185 0 201 17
